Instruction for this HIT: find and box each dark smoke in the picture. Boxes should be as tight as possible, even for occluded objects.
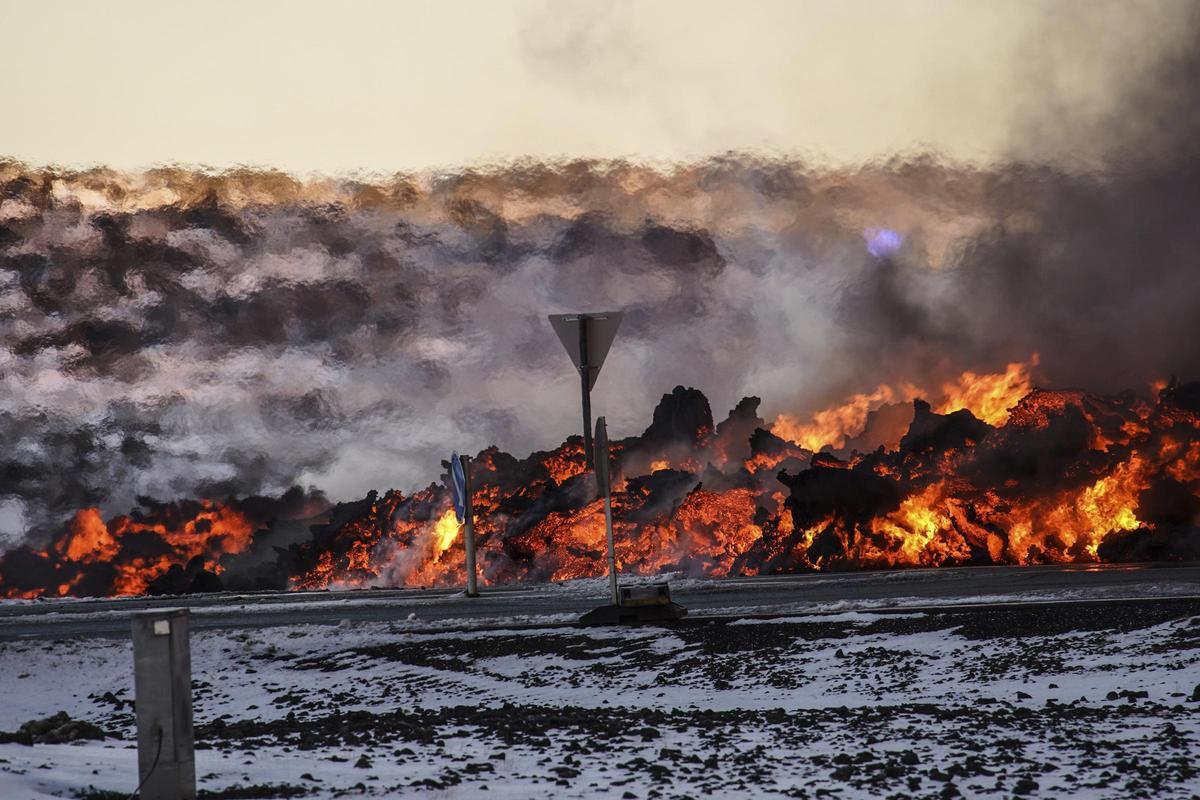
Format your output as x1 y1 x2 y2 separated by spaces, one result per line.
841 2 1200 393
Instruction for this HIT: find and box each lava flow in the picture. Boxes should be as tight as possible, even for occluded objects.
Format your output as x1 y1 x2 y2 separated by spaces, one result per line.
2 361 1199 599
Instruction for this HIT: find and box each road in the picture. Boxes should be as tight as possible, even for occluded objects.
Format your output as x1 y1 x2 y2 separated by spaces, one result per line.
0 562 1197 640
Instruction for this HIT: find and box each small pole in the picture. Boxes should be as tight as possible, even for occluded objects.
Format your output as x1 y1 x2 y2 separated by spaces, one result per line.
460 454 479 597
595 417 619 606
603 485 618 606
579 318 594 469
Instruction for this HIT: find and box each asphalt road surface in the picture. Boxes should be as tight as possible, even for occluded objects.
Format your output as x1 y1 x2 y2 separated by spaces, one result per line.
1 562 1197 641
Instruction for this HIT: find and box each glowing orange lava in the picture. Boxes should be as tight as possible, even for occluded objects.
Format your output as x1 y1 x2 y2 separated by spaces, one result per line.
4 368 1198 599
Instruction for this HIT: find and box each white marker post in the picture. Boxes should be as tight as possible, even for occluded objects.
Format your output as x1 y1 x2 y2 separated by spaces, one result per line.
451 452 479 597
595 417 620 606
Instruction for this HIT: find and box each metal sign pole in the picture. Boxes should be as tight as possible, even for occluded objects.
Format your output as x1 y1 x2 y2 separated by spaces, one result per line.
548 311 622 473
579 318 594 469
595 417 619 606
460 454 479 597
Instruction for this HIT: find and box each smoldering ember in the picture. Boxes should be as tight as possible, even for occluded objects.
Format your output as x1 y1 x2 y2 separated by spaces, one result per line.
2 374 1200 600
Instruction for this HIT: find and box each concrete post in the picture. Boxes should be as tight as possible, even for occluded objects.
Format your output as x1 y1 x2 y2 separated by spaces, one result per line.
131 608 195 800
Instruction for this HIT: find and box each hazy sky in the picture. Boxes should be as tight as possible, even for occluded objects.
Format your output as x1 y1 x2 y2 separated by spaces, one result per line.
1 0 1192 173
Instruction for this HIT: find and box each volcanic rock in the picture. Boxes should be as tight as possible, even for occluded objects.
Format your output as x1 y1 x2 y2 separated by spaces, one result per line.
147 555 223 595
1097 525 1200 562
843 401 918 454
1137 479 1200 527
778 457 905 530
1013 777 1039 794
967 392 1108 495
898 400 990 455
748 426 801 460
1160 379 1200 413
637 386 714 449
622 470 702 522
713 396 766 461
0 711 111 745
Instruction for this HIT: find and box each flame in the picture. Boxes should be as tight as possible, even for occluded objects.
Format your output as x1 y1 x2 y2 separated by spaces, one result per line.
432 509 462 557
772 358 1038 451
5 501 256 598
56 509 119 563
772 385 905 451
936 356 1037 425
997 458 1146 562
868 485 967 566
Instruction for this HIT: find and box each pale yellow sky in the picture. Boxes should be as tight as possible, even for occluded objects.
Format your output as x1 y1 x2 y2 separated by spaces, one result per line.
1 0 1191 173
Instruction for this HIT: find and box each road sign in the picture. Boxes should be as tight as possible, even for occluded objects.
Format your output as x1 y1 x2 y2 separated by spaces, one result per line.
449 452 467 524
549 312 623 390
548 312 623 467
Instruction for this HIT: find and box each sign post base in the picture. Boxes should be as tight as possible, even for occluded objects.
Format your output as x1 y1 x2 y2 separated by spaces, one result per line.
579 601 688 626
579 582 687 625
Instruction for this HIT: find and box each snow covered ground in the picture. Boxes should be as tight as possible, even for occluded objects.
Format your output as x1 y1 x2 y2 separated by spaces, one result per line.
0 599 1197 799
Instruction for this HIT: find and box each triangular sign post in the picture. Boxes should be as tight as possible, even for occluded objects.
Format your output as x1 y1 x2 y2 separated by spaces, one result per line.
548 311 623 468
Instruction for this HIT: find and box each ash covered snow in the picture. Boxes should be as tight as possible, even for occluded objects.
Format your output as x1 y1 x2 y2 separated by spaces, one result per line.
0 599 1197 799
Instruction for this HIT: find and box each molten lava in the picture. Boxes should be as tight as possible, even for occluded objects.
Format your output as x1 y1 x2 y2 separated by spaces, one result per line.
3 500 256 598
3 366 1199 599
